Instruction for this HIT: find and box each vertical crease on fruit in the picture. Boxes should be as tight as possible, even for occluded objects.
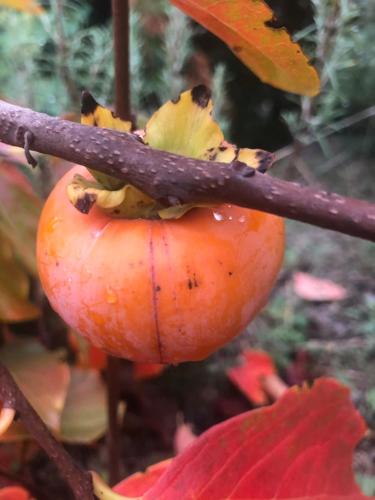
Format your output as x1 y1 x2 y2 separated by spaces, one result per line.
148 225 164 363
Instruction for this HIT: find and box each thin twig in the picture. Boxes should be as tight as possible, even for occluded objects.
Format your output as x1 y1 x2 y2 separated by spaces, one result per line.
275 106 375 162
54 0 80 107
0 362 94 499
106 357 122 485
0 99 374 242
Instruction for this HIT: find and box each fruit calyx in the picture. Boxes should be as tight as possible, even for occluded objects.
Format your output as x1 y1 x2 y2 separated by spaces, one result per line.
67 86 275 220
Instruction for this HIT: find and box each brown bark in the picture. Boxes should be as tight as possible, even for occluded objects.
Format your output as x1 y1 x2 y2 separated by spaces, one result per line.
0 99 374 242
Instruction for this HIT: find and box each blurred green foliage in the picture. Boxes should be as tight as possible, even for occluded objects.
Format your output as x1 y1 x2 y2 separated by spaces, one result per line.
0 0 229 130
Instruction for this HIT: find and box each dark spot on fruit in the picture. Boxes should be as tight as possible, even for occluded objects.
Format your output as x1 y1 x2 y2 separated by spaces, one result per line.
171 95 181 104
56 261 60 267
156 285 161 292
233 45 242 53
191 85 211 108
219 146 227 152
188 279 193 290
114 209 120 214
228 271 233 276
81 90 98 116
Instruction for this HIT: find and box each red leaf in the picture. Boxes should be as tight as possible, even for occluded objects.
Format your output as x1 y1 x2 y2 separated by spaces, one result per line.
228 350 284 405
133 363 166 381
141 378 368 499
293 272 348 302
170 0 320 96
113 459 172 496
0 486 30 500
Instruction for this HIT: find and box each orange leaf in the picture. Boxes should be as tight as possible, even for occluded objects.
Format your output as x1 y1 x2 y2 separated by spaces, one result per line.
228 349 279 405
0 486 30 500
133 363 166 381
293 272 348 302
137 378 368 499
170 0 320 96
0 0 43 14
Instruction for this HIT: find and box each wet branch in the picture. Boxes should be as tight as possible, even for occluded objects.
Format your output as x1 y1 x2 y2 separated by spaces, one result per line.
0 99 374 242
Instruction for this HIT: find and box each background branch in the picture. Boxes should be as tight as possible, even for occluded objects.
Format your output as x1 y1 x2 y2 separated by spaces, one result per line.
112 0 131 121
0 99 374 242
0 362 94 500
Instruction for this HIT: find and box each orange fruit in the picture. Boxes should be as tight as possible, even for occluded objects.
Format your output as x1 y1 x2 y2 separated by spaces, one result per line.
37 166 284 363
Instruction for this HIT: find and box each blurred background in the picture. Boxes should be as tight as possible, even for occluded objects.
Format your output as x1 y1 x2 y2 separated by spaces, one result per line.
0 0 374 497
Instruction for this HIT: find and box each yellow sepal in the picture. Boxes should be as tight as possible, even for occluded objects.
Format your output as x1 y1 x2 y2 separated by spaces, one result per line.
81 91 132 133
144 85 223 159
80 91 132 190
204 142 275 172
67 174 162 219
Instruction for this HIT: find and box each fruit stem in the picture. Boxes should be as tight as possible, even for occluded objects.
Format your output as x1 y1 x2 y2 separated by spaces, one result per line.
112 0 131 121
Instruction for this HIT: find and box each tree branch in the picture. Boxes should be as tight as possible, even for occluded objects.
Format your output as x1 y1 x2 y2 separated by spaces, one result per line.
0 99 374 242
112 0 131 121
0 362 94 499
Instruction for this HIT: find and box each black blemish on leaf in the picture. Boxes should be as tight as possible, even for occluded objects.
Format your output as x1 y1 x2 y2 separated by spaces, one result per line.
171 95 181 104
75 192 96 214
81 91 98 116
265 15 285 29
191 85 211 108
256 150 274 173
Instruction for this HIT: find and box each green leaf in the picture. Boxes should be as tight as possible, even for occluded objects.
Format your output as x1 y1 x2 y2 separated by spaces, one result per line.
0 236 39 323
0 341 70 434
0 160 41 276
60 368 108 444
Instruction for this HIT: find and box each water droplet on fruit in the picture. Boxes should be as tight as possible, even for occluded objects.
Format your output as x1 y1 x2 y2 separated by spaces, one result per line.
106 286 118 304
213 212 225 221
238 215 246 223
46 217 62 234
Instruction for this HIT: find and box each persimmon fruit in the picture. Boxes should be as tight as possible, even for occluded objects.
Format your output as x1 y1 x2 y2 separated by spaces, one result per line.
37 165 284 363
